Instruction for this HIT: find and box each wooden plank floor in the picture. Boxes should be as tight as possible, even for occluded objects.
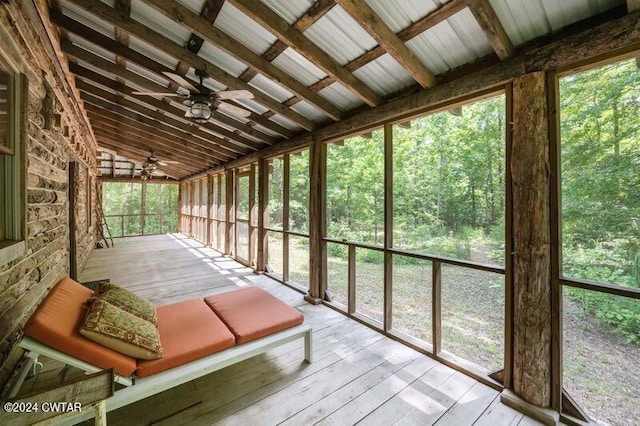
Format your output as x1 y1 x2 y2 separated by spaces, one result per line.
79 234 540 426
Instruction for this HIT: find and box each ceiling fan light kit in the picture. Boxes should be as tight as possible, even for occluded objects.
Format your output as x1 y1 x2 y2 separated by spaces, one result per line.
133 69 253 122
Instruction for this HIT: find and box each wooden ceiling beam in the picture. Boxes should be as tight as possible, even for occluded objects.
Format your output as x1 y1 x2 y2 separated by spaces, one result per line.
309 0 465 94
64 55 268 151
225 0 383 107
96 140 188 179
334 0 437 88
52 11 295 140
81 93 232 163
258 0 336 66
465 0 514 60
140 0 343 121
86 107 229 166
92 130 203 175
64 0 317 131
73 76 247 158
50 12 290 141
89 117 221 169
113 0 130 86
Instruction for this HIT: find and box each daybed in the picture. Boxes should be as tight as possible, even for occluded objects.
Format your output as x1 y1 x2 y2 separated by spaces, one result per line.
11 277 312 422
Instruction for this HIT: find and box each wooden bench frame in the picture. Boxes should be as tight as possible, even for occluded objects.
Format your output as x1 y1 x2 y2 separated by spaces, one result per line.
14 324 312 423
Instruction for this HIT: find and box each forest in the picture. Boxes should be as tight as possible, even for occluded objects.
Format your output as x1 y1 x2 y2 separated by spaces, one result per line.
102 182 178 237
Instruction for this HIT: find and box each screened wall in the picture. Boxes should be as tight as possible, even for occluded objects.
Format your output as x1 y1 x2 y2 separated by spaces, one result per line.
102 181 178 237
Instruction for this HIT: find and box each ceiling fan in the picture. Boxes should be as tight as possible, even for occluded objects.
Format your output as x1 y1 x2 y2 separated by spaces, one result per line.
132 70 254 123
136 152 180 180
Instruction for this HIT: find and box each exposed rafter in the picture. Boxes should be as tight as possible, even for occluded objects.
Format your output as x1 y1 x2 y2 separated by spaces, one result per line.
141 0 343 121
86 107 225 167
225 0 383 107
80 93 234 163
308 0 466 93
465 0 514 60
65 0 317 130
334 0 437 88
61 45 268 151
50 10 291 140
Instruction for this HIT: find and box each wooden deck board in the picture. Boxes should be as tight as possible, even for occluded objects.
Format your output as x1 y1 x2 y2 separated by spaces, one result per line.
76 234 540 425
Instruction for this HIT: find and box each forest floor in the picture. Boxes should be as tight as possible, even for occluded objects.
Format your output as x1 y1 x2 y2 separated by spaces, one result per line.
269 238 639 425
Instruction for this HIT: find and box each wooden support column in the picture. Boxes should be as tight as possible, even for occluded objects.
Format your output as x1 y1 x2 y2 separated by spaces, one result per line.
206 174 213 247
225 169 234 256
257 158 268 271
248 164 256 267
383 124 393 332
140 181 146 235
283 154 290 282
511 71 552 407
306 138 326 304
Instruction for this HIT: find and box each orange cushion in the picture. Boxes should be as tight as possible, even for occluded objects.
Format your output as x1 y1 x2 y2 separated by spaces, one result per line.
23 277 137 377
136 299 235 377
204 287 304 344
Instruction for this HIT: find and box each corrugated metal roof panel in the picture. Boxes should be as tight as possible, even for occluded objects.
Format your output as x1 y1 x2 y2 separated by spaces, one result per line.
491 0 622 47
406 10 492 75
215 2 278 55
249 74 294 103
60 0 115 38
269 113 302 131
447 8 494 58
175 0 207 15
290 100 329 122
253 124 281 139
271 48 327 87
128 36 180 70
365 0 445 33
185 68 227 92
318 82 363 111
198 41 248 78
126 61 171 87
130 0 192 46
234 98 270 115
304 5 378 65
259 0 315 25
68 34 117 62
353 54 415 96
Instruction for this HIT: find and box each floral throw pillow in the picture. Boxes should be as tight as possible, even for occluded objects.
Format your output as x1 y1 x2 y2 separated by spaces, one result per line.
79 299 164 360
95 283 158 326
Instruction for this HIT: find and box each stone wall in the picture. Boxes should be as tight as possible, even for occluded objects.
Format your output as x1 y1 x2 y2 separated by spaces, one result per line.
0 1 97 391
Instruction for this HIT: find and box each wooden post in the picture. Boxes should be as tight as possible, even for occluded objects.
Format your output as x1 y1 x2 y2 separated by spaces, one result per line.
206 174 213 247
257 158 268 271
383 123 393 332
249 164 256 267
177 183 183 233
306 138 326 304
140 181 146 235
225 169 234 256
283 154 290 282
511 71 552 407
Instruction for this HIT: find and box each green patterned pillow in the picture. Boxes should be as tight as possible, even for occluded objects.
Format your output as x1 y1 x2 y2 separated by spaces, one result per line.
95 283 157 326
79 299 164 360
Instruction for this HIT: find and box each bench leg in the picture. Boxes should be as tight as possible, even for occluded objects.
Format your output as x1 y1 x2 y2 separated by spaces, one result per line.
304 330 313 364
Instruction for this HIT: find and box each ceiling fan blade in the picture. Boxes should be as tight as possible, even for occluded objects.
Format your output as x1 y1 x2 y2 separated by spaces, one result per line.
162 72 199 93
132 91 182 96
217 90 254 100
218 101 251 118
158 160 181 165
184 109 193 118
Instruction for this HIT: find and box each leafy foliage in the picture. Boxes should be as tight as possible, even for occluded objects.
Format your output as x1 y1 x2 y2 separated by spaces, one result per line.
560 59 640 342
103 182 178 236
